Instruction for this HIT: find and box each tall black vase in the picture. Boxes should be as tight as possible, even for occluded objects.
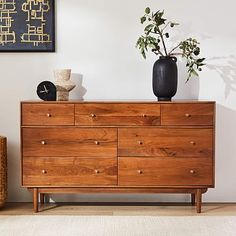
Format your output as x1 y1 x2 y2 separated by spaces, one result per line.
153 56 178 101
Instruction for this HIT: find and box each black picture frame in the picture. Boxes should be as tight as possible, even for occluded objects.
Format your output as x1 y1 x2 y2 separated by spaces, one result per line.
0 0 55 53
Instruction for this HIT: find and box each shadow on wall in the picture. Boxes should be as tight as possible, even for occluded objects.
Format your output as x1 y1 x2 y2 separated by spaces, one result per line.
207 55 236 98
210 104 236 200
70 73 87 100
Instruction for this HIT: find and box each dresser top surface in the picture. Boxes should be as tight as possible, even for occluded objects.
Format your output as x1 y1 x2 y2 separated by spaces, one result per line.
21 100 215 104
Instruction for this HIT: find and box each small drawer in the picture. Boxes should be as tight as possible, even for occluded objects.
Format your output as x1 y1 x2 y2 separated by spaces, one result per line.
23 156 117 186
118 128 213 157
21 104 75 126
161 103 214 126
22 127 117 157
75 103 160 126
118 157 213 186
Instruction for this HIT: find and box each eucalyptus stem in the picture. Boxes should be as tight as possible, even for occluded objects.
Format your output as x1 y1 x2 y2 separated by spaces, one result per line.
157 28 168 56
154 50 164 56
168 43 181 56
161 22 171 33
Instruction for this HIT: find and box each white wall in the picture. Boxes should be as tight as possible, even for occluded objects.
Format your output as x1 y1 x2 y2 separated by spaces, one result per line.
0 0 236 202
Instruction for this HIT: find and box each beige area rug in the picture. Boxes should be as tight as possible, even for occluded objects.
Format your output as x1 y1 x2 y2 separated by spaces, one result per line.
0 216 236 236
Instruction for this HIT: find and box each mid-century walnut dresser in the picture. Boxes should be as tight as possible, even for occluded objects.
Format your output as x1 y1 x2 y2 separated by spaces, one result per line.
21 100 215 213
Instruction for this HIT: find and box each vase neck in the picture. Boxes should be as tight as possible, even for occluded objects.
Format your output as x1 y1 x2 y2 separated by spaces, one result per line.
159 56 177 62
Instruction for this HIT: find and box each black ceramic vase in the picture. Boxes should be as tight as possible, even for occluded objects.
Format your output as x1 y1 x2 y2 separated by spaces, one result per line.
153 56 178 101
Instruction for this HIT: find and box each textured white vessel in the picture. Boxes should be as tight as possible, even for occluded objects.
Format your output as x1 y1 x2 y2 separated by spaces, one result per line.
54 69 76 101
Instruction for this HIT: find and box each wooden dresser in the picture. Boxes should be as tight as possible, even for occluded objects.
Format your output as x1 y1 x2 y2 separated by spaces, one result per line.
21 101 215 213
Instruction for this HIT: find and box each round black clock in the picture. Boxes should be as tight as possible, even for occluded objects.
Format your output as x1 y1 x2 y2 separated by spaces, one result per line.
37 81 57 101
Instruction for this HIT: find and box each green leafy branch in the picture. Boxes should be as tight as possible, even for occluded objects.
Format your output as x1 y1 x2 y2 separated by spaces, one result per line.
136 7 206 82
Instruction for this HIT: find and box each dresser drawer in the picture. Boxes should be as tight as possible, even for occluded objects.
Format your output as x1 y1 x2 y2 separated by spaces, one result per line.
161 103 214 126
118 128 213 157
21 104 75 126
23 157 117 186
118 157 213 186
75 103 160 126
22 127 117 157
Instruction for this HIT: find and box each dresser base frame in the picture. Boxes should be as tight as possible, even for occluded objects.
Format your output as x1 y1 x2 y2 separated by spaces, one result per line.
29 187 208 214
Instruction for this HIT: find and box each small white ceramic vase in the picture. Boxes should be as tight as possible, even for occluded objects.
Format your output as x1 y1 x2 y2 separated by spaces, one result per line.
54 69 76 101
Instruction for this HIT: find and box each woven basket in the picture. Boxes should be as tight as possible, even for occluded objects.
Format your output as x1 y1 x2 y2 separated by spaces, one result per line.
0 136 7 208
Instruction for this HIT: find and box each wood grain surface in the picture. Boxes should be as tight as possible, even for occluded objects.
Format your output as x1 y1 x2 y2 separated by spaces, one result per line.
22 127 117 157
161 104 214 126
22 104 75 126
118 157 213 186
118 128 213 157
23 157 117 186
75 104 161 126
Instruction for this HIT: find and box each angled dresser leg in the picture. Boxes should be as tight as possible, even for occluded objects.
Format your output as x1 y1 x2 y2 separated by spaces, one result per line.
33 188 39 213
40 193 45 204
196 189 202 213
191 193 196 206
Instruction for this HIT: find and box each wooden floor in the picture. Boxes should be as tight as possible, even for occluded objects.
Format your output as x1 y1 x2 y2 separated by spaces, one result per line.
1 203 236 216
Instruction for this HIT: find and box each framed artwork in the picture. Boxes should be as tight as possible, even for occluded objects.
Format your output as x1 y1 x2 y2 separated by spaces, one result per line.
0 0 55 52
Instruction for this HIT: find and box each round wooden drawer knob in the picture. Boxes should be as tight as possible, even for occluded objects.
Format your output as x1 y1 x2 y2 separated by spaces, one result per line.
47 113 52 117
142 114 147 118
185 113 191 118
138 141 143 145
137 170 143 174
190 170 195 174
91 114 96 118
190 141 196 145
41 140 46 145
95 170 100 174
95 141 100 145
42 170 47 174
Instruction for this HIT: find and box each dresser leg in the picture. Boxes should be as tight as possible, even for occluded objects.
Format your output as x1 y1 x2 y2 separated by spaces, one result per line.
196 189 202 213
40 193 45 204
191 193 196 206
33 188 39 213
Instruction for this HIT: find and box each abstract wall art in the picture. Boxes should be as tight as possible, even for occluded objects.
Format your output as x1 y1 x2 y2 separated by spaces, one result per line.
0 0 55 52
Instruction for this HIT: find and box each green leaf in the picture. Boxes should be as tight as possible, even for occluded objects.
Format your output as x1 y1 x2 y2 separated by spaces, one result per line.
159 11 164 18
145 7 151 14
141 49 146 59
155 17 166 26
192 69 199 77
197 58 205 63
144 24 154 32
194 50 200 56
198 63 205 66
141 16 146 24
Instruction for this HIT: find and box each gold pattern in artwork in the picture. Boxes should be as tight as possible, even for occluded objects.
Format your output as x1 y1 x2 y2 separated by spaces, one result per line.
22 0 50 22
0 0 17 46
21 0 51 46
21 23 51 46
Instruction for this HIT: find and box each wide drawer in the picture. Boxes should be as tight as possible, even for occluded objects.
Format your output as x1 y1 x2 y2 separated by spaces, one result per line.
21 104 75 126
118 128 213 157
118 157 213 186
75 103 160 126
23 157 117 186
161 103 214 126
22 127 117 157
